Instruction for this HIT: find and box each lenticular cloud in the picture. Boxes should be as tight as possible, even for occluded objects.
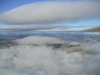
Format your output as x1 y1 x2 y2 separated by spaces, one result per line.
0 1 100 24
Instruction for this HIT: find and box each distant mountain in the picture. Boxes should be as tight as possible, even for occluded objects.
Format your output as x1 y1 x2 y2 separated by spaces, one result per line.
84 26 100 32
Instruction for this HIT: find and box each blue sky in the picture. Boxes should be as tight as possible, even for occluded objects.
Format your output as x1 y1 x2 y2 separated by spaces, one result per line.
0 0 89 13
0 0 100 31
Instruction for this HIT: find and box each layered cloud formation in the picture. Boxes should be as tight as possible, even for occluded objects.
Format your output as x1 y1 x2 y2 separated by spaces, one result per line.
0 1 100 24
0 25 66 31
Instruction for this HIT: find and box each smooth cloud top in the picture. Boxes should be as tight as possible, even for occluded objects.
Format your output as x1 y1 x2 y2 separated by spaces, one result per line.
0 1 100 24
15 36 65 45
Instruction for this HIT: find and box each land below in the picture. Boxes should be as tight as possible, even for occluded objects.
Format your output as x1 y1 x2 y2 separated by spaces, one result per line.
84 26 100 32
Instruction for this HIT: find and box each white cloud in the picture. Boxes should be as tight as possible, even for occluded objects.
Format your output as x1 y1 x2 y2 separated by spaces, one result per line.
15 36 65 45
0 36 87 75
0 36 100 75
0 1 100 24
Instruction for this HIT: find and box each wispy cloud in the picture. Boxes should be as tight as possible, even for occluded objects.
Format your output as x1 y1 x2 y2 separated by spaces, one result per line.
0 1 100 24
0 25 67 31
0 25 93 32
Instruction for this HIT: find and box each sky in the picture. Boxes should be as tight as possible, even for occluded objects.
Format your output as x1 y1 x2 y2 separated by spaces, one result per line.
0 0 100 31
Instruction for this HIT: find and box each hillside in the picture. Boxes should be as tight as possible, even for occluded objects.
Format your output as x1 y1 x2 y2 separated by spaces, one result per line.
84 26 100 32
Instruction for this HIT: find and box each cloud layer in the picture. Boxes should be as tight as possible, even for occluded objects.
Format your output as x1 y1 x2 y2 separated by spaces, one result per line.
15 36 65 45
0 25 66 31
0 36 100 75
0 1 100 24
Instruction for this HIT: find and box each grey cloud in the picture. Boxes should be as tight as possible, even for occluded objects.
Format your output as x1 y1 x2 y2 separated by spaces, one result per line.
0 1 100 24
0 25 66 31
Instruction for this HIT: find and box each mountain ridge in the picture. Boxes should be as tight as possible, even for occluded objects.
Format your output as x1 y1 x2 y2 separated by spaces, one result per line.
84 26 100 32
